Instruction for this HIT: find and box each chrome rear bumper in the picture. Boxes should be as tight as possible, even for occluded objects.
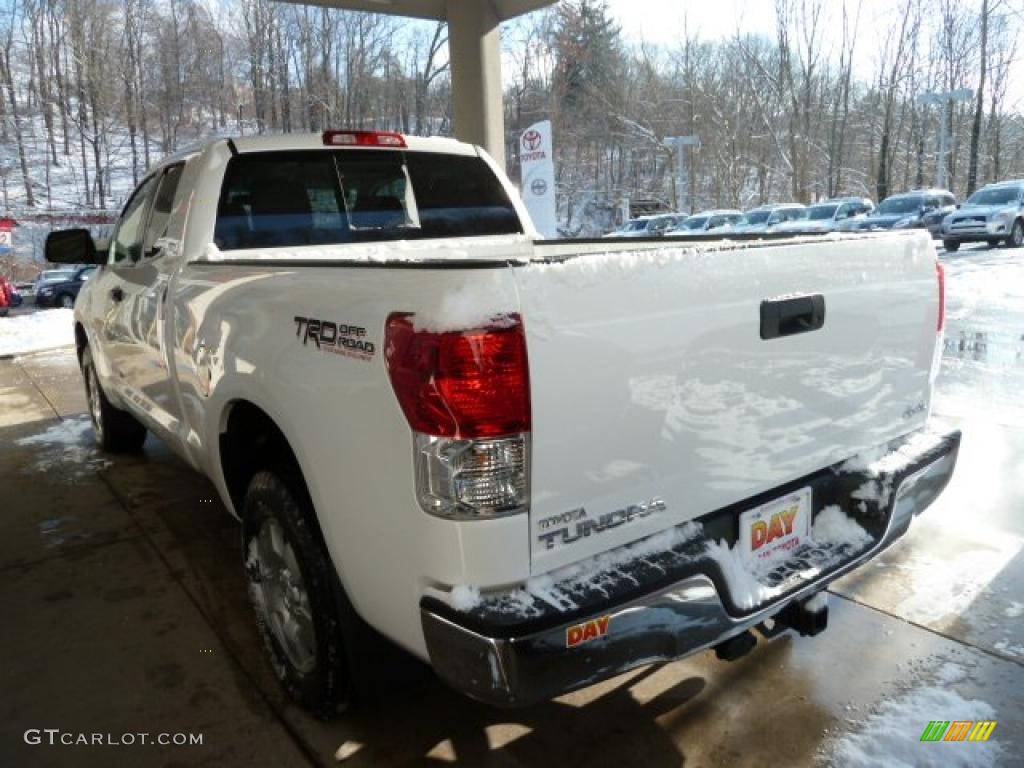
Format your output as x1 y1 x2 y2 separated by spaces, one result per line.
420 429 960 707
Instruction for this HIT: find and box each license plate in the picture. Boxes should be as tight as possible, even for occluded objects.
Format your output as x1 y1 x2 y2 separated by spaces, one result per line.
738 487 812 571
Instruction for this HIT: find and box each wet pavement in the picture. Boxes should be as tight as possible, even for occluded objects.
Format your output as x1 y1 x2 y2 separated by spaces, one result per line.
1 243 1022 767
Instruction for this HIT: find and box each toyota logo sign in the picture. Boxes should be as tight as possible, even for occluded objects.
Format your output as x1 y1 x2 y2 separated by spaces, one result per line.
530 179 548 196
522 130 542 151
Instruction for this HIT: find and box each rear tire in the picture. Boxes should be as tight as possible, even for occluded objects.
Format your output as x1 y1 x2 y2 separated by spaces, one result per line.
81 346 147 452
1007 220 1024 248
243 469 353 717
943 240 960 252
0 307 8 318
60 293 75 308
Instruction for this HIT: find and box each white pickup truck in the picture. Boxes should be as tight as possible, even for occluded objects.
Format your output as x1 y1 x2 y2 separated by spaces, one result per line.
47 131 960 715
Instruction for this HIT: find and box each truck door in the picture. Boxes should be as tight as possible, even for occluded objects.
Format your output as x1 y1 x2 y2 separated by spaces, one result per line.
130 163 187 434
95 172 160 413
106 164 186 438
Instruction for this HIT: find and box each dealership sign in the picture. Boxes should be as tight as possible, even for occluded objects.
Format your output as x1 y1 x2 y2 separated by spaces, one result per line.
520 120 557 239
0 217 13 253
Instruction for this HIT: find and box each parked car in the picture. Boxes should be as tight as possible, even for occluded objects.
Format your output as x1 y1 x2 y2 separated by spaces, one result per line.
730 204 808 233
605 213 686 238
33 268 77 295
940 180 1024 251
34 265 97 308
845 189 955 236
668 209 743 235
49 130 957 715
774 197 874 234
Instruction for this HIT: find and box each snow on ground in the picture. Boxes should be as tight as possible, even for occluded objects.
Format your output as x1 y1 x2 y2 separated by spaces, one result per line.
824 665 1002 768
0 309 75 357
14 415 110 477
992 640 1024 658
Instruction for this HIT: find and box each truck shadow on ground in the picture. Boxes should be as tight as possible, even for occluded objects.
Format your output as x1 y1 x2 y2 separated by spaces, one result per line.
99 434 815 767
343 666 706 766
114 440 712 765
0 403 826 767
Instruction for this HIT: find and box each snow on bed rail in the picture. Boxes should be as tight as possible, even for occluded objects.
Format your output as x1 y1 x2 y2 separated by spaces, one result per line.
201 235 535 264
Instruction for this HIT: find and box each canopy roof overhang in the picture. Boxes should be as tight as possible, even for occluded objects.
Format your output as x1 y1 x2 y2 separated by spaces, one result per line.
276 0 558 168
277 0 556 22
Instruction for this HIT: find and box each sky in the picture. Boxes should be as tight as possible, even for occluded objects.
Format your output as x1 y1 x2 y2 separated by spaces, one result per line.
599 0 1023 110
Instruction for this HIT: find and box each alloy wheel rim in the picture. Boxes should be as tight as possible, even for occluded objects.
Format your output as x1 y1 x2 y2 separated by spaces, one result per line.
86 365 103 441
253 517 316 675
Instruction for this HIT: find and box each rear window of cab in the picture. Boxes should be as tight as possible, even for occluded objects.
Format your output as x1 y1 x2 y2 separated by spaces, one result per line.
213 150 523 250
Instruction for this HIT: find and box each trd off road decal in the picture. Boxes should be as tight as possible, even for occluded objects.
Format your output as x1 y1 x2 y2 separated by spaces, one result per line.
294 316 375 362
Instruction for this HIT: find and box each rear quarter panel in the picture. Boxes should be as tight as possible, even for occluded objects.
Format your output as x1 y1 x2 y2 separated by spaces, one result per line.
170 260 531 656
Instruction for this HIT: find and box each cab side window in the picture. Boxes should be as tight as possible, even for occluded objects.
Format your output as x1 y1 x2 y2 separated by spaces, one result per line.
142 164 185 259
112 175 160 264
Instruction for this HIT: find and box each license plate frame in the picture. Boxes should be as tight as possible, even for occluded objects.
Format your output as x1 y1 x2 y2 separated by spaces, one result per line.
738 487 812 571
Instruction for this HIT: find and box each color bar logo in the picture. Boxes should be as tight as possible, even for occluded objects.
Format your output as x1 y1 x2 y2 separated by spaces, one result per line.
920 720 997 742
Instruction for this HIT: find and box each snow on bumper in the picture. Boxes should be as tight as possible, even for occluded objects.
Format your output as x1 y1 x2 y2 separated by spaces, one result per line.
420 427 960 707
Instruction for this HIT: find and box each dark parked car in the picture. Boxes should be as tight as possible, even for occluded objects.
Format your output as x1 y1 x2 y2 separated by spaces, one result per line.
846 189 956 236
34 265 97 308
940 180 1024 251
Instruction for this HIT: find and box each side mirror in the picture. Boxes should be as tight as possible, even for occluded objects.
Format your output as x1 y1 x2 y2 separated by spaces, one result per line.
45 229 101 264
955 203 961 209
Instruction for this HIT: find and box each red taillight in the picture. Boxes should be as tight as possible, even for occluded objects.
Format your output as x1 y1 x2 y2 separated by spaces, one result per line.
322 130 406 148
384 313 531 439
936 262 946 332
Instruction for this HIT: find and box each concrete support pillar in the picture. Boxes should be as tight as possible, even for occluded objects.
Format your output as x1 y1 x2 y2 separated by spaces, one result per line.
446 0 505 168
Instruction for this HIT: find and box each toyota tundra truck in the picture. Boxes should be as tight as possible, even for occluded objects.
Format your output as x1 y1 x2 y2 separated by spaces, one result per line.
46 130 959 715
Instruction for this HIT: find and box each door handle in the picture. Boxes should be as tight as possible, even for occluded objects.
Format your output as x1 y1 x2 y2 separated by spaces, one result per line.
760 294 825 340
110 287 125 303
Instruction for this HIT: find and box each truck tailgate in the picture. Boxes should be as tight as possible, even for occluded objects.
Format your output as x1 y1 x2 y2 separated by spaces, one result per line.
516 232 941 574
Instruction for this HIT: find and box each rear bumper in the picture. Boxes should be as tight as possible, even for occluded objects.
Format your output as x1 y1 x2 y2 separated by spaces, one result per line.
420 428 960 707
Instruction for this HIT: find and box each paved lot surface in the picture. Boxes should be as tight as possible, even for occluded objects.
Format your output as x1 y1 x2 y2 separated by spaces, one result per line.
1 243 1022 766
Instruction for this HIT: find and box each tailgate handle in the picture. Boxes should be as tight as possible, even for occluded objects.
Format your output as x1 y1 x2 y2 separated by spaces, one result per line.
760 294 825 340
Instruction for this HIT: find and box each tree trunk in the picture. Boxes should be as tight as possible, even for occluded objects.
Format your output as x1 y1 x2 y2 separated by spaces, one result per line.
965 0 988 196
1 49 35 207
